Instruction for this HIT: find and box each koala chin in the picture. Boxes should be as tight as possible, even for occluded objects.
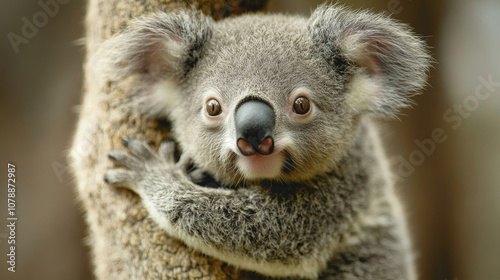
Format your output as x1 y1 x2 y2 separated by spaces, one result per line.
97 4 430 279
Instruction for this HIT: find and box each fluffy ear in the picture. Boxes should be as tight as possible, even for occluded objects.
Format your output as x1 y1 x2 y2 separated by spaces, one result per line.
308 5 431 117
91 10 213 82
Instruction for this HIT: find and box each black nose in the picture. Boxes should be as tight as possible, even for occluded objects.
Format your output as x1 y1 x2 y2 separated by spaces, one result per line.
235 100 275 156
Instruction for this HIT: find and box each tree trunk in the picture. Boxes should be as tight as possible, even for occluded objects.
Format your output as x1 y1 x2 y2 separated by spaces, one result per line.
70 0 268 279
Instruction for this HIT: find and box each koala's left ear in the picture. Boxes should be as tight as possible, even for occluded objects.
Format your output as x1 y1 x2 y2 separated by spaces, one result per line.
91 10 213 82
308 5 431 117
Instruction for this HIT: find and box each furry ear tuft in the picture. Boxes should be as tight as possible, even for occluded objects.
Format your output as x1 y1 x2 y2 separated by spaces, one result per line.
91 11 213 82
309 5 432 117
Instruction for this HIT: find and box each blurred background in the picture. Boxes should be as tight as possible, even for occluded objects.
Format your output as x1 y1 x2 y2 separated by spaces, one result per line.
0 0 499 279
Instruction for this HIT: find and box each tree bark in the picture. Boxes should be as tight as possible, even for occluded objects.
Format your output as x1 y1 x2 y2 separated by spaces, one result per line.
71 0 269 279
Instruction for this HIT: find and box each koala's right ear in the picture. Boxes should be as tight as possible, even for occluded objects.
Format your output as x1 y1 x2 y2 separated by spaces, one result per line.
91 11 213 82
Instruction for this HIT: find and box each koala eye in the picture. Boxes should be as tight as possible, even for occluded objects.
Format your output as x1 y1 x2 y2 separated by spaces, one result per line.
206 98 222 116
293 96 311 115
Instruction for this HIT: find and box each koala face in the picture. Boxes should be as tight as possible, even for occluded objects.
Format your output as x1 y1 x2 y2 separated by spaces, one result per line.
94 6 430 186
171 15 357 185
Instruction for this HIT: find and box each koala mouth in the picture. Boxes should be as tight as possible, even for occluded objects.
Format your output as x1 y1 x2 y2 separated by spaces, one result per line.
236 151 285 180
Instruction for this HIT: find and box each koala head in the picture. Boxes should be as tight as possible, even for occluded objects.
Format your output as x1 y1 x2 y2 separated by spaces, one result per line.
94 6 430 186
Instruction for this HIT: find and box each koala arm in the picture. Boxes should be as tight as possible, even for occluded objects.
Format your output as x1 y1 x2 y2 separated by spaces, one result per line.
320 220 415 280
104 139 336 278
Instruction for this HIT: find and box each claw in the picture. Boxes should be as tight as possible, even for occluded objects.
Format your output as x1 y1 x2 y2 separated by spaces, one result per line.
108 150 141 169
159 141 176 163
103 174 110 184
127 139 155 160
121 137 130 147
108 152 117 161
176 153 192 170
188 168 206 184
104 169 136 189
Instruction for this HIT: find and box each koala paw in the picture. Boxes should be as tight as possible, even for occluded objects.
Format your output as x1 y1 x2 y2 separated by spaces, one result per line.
104 138 183 193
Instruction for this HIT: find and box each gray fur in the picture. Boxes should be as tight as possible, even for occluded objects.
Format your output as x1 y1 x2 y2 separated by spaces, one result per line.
99 5 430 279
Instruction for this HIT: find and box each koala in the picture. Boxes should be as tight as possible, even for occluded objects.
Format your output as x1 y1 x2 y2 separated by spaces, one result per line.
96 5 430 279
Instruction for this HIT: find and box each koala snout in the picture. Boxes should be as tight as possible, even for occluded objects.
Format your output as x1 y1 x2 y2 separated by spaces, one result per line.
235 100 275 156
